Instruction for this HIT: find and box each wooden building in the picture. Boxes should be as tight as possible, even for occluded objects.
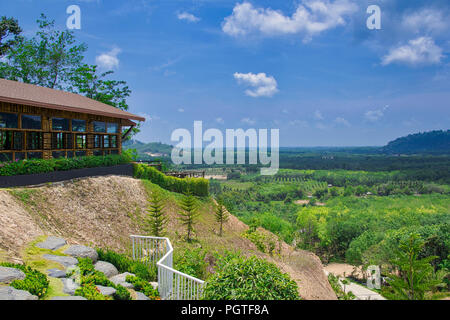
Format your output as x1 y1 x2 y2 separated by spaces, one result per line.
0 79 145 162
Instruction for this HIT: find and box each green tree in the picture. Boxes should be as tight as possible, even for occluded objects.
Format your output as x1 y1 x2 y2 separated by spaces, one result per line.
385 233 439 300
146 191 167 237
0 16 22 56
214 197 229 237
178 192 199 242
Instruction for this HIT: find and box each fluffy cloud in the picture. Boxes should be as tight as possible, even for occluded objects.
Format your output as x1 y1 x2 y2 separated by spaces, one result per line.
233 72 278 97
402 8 448 35
365 105 389 122
334 117 350 127
381 37 444 66
241 118 256 125
222 0 357 41
216 117 224 124
177 12 200 23
314 110 324 120
96 47 121 70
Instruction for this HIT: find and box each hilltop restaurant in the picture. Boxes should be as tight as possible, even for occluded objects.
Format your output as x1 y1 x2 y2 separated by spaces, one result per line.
0 79 145 162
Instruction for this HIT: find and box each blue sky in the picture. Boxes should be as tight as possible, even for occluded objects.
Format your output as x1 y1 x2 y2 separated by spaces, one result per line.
2 0 450 146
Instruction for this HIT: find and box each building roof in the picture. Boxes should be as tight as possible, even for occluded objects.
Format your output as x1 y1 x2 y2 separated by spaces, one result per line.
0 78 145 122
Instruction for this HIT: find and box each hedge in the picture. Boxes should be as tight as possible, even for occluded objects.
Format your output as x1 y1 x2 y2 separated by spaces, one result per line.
133 163 209 197
0 154 131 176
0 262 49 298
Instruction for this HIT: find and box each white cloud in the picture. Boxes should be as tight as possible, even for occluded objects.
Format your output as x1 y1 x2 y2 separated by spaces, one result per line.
222 0 357 41
289 119 308 127
241 118 256 125
382 37 444 66
402 8 448 35
216 117 224 124
365 105 389 122
233 72 278 97
334 117 350 127
96 47 121 70
178 108 185 113
177 12 200 23
314 110 324 120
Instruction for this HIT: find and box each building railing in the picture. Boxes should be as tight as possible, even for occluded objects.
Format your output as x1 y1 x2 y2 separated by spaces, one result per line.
130 235 205 300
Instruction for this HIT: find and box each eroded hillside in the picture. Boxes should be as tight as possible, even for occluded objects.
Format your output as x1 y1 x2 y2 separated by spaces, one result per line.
0 176 336 300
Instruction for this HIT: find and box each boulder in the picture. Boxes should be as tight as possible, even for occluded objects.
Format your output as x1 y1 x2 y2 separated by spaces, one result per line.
62 278 80 295
0 286 38 300
36 237 67 251
64 245 98 263
51 296 87 300
0 267 26 284
135 292 150 300
94 261 119 278
47 269 67 278
96 285 116 297
109 272 135 289
43 254 78 267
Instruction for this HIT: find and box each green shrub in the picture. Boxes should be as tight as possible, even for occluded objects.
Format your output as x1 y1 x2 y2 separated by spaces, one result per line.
75 283 111 300
96 248 157 282
0 262 49 299
0 154 131 176
126 275 160 300
133 163 209 197
174 248 207 279
202 252 299 300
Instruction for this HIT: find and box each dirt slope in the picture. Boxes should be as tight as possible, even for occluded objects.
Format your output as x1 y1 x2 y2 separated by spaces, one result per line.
0 176 336 300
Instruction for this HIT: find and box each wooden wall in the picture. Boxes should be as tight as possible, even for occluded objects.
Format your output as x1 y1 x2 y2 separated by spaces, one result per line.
0 101 128 161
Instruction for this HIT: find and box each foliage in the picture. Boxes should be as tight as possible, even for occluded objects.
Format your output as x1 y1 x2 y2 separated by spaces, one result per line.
384 234 441 300
327 273 355 300
202 252 299 300
96 248 156 282
178 192 200 242
146 191 167 237
0 262 49 298
73 258 131 300
133 163 209 197
0 154 131 176
0 16 22 56
174 248 207 280
214 197 229 237
383 130 450 155
126 275 160 300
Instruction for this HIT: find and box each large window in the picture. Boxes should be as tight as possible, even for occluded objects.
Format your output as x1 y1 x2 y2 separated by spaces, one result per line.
27 132 42 150
104 135 110 148
52 118 70 131
27 152 42 160
21 115 41 130
76 134 86 149
93 121 106 133
72 119 86 132
52 133 67 149
110 135 117 148
94 135 103 148
107 123 119 134
0 112 18 128
13 132 23 150
0 131 13 150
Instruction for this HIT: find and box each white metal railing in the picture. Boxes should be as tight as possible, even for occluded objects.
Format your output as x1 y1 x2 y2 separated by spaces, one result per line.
130 235 205 300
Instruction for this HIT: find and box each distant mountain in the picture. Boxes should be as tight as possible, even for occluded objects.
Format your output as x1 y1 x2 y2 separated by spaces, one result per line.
123 140 173 158
383 130 450 154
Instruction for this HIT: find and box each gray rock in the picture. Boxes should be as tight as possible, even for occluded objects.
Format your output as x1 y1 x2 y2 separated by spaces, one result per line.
0 286 38 300
36 236 67 251
96 285 116 297
64 245 98 263
110 272 135 289
51 296 87 300
62 278 80 295
47 269 67 278
0 267 26 284
135 292 150 300
43 254 79 267
94 261 119 278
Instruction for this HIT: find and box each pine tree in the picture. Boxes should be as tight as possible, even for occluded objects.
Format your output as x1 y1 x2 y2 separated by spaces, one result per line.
214 198 229 237
146 191 167 237
178 192 199 242
385 233 439 300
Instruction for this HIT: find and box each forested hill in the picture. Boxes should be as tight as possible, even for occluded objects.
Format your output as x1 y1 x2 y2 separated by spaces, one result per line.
123 140 173 157
383 130 450 154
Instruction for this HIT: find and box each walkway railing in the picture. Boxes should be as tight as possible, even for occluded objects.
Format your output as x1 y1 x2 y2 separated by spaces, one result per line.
130 235 205 300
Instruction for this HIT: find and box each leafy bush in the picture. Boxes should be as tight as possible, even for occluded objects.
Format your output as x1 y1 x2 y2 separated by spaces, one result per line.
96 248 157 282
133 163 209 197
126 275 160 300
202 252 299 300
74 258 131 301
327 273 355 300
0 262 49 298
174 248 207 279
0 154 131 176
